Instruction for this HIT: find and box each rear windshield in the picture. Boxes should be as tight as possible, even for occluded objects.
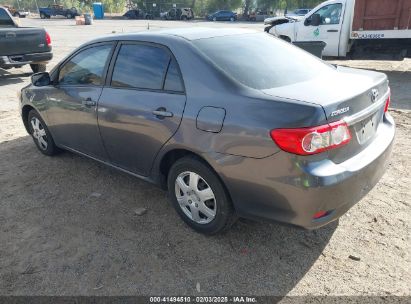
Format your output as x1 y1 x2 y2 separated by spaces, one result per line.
193 33 332 90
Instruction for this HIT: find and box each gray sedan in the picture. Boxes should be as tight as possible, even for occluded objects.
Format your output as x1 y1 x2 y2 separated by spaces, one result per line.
20 28 395 234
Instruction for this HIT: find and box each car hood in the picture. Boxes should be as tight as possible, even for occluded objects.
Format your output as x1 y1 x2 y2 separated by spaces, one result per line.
261 66 388 121
264 15 301 24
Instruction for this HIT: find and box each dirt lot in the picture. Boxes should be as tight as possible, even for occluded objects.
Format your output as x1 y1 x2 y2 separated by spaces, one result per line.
0 19 410 297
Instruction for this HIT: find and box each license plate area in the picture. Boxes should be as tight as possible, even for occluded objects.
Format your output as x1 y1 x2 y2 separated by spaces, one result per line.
354 112 380 144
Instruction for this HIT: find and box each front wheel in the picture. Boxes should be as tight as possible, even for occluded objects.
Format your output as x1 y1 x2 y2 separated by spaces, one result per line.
230 17 234 22
28 110 59 156
167 157 236 234
40 13 46 19
30 64 46 73
213 17 217 21
66 13 72 19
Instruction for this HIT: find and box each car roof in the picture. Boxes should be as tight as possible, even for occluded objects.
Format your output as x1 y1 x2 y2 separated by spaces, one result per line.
91 27 258 43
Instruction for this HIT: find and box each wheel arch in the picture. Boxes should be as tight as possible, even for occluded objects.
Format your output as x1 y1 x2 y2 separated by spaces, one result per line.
156 148 234 207
21 104 36 133
279 35 292 43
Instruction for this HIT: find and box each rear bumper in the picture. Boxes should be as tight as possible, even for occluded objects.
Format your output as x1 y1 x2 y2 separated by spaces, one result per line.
0 52 53 68
219 113 395 229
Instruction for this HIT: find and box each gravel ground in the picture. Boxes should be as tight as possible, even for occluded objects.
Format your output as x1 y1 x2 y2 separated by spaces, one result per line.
0 18 410 297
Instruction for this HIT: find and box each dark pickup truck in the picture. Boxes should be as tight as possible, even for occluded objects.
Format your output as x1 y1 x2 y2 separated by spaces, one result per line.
39 5 79 19
0 7 52 73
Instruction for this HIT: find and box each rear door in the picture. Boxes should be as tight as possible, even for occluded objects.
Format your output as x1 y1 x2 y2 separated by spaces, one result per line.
97 42 186 176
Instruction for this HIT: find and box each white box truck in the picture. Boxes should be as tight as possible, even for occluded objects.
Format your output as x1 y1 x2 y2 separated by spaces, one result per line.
267 0 411 60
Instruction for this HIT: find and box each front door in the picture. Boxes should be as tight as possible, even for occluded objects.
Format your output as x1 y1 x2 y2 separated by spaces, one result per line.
298 2 344 56
45 42 115 160
98 42 186 176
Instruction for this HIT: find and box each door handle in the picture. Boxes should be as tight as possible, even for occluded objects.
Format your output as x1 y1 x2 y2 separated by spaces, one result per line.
152 107 173 119
6 32 16 38
327 29 339 32
83 98 96 107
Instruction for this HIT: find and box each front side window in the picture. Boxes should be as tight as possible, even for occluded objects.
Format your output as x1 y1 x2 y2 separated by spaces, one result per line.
313 4 342 25
58 44 112 86
111 44 170 90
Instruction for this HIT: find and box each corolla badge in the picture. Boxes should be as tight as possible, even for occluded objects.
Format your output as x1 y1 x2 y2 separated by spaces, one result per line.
330 107 350 117
370 89 379 103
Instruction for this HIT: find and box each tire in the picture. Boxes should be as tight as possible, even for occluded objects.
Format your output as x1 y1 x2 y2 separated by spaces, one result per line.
213 17 217 21
66 13 72 19
182 15 187 20
13 12 20 17
40 13 46 19
28 110 59 156
230 17 234 22
30 64 46 73
167 156 236 235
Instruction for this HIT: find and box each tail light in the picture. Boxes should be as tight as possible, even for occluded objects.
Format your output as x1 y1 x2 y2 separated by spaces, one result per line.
384 93 390 113
270 120 352 155
313 210 328 220
45 31 51 47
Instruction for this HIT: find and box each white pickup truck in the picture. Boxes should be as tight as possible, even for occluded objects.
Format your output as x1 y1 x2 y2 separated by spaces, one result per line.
267 0 411 60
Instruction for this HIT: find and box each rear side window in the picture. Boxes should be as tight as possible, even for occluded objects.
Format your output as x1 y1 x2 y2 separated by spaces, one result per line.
164 59 184 92
58 44 112 86
111 44 170 90
0 8 14 26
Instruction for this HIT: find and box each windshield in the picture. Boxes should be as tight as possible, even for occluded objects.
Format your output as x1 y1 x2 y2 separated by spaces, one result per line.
193 33 333 90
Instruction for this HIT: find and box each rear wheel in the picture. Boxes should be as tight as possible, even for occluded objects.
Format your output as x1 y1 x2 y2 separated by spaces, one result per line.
167 157 236 234
213 17 217 21
28 110 59 156
66 13 72 19
40 13 46 19
230 17 234 21
30 64 46 73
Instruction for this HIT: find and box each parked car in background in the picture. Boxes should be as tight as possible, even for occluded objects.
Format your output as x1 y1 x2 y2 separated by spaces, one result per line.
163 8 194 20
20 28 394 234
3 5 29 18
0 6 52 73
206 10 237 21
39 5 79 19
123 9 153 20
248 10 275 22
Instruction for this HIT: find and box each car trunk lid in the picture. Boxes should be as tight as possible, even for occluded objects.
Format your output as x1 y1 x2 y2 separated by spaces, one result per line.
262 66 389 163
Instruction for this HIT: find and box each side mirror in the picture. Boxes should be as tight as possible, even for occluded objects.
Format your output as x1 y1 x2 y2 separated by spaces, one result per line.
311 13 321 26
31 72 51 86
